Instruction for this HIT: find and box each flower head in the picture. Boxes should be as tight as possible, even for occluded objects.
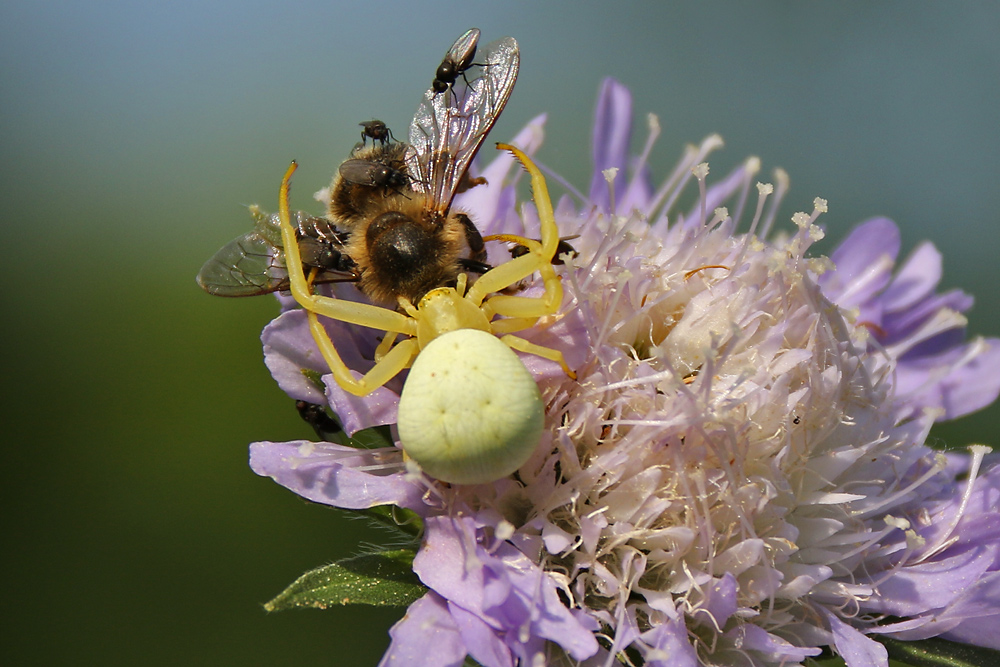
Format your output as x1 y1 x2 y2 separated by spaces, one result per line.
251 79 1000 666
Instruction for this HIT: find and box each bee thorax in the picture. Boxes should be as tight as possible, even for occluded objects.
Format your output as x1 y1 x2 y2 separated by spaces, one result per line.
359 211 461 304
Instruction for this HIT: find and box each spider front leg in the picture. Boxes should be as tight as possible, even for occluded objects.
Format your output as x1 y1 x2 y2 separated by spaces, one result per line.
278 161 419 396
466 144 563 313
467 145 574 377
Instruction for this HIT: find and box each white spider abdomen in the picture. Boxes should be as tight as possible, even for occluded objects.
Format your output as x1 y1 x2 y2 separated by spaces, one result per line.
397 329 544 485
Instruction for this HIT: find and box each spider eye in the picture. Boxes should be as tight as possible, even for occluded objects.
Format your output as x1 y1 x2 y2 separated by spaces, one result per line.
397 329 544 485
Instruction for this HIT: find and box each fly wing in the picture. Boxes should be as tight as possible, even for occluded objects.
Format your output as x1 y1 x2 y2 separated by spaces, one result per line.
406 35 519 216
339 158 383 187
444 28 479 71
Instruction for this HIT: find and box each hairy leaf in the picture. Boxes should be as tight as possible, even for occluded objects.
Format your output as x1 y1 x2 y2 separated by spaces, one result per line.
265 549 424 611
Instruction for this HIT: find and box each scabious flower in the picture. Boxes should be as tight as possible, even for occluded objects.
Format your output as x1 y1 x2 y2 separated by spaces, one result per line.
250 79 1000 666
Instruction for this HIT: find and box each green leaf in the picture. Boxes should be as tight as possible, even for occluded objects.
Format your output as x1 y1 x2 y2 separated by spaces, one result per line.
351 424 395 449
264 549 425 611
804 656 845 667
879 636 1000 667
359 504 423 539
300 368 326 394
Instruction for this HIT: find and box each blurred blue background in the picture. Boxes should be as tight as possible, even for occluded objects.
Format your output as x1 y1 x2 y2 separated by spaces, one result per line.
4 1 999 664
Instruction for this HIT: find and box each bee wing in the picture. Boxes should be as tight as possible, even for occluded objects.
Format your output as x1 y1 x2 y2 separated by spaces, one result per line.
197 227 290 297
197 209 352 297
406 35 519 215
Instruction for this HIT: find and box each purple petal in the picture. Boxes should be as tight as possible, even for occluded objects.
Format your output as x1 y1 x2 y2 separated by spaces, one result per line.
729 624 822 662
822 609 888 667
262 308 395 406
638 616 699 667
261 310 329 403
448 602 513 667
884 572 1000 648
414 516 599 661
884 288 972 349
941 616 1000 650
862 538 998 616
938 572 1000 649
324 375 399 435
881 242 942 312
589 78 632 210
966 460 1000 514
380 593 467 667
484 545 597 660
619 121 656 214
908 461 1000 551
895 338 1000 420
620 162 654 215
609 605 640 655
491 547 600 660
698 573 738 627
248 440 425 511
413 516 486 610
821 217 900 310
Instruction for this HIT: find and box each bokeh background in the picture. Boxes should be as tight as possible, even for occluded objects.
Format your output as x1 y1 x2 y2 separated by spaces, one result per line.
4 1 1000 664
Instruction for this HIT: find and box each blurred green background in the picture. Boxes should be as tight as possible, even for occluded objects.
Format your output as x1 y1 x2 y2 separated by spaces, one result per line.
4 1 999 664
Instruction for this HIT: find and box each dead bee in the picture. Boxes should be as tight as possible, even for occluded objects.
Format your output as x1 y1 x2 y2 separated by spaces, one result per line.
322 30 519 306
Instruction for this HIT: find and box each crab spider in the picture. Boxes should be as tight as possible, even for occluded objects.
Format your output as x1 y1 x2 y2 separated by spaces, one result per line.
277 143 574 484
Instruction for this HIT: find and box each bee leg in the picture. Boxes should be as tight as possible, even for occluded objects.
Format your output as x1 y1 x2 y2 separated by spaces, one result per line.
456 213 487 265
458 258 492 275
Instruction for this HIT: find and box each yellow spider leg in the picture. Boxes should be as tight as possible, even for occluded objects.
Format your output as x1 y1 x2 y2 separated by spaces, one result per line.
499 143 558 259
482 233 535 245
468 144 565 323
374 332 399 362
466 143 561 306
470 144 574 378
466 247 552 307
500 334 575 379
480 264 562 319
277 162 416 336
467 144 562 318
307 311 420 396
277 161 420 396
488 317 541 335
